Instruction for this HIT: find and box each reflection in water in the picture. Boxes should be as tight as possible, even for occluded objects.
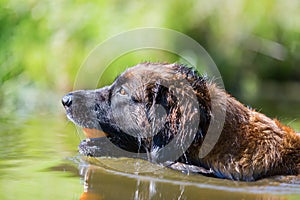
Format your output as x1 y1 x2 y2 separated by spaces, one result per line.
1 116 299 200
78 164 187 200
74 157 299 200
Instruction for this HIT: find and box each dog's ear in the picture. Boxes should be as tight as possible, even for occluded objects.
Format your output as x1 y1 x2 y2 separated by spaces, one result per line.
142 83 169 139
144 79 204 163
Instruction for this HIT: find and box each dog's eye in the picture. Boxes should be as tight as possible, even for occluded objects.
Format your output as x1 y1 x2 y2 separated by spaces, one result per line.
120 88 127 95
118 87 128 96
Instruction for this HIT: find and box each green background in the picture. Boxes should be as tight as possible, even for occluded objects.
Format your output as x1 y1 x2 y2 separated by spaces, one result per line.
1 0 300 119
0 0 299 199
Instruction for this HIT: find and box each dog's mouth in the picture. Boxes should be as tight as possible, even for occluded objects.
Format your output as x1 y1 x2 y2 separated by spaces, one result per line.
82 128 109 139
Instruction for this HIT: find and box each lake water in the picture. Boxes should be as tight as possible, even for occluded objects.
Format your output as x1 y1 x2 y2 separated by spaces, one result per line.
0 112 299 200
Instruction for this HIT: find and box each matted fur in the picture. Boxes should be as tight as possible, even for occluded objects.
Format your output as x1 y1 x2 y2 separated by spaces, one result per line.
62 63 300 181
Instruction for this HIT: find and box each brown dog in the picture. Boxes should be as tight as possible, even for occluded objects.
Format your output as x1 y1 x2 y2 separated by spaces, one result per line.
62 63 300 181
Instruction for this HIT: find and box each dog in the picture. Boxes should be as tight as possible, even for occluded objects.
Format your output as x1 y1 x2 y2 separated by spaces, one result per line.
62 62 300 181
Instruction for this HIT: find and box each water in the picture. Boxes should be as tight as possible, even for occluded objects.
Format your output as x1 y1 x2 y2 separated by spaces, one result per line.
0 113 300 200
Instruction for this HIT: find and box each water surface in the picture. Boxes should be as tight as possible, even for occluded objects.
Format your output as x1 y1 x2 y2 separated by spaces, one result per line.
0 114 299 200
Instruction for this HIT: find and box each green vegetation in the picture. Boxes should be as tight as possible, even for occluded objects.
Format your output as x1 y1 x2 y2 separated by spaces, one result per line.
0 1 299 199
0 0 299 119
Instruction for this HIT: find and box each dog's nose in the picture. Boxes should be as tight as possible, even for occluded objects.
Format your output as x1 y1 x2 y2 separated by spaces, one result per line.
62 94 72 107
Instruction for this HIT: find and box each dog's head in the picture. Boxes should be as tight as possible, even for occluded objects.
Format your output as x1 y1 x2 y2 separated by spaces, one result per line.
62 63 211 162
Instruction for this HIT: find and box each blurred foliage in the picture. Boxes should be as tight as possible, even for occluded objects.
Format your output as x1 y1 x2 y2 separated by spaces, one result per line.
0 0 300 117
0 2 299 198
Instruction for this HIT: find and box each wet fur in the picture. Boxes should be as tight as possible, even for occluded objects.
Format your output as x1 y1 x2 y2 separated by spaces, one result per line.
62 63 300 181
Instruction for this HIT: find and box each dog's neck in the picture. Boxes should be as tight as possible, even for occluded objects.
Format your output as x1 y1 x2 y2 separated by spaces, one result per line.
199 84 300 180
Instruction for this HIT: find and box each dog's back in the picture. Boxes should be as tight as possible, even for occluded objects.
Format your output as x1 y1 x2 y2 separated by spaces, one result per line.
62 63 300 181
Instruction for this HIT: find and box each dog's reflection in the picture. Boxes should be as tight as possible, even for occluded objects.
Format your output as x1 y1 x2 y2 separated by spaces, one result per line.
78 162 290 200
78 163 186 200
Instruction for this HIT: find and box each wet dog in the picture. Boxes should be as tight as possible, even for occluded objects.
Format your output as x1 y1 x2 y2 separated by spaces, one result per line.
62 63 300 181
